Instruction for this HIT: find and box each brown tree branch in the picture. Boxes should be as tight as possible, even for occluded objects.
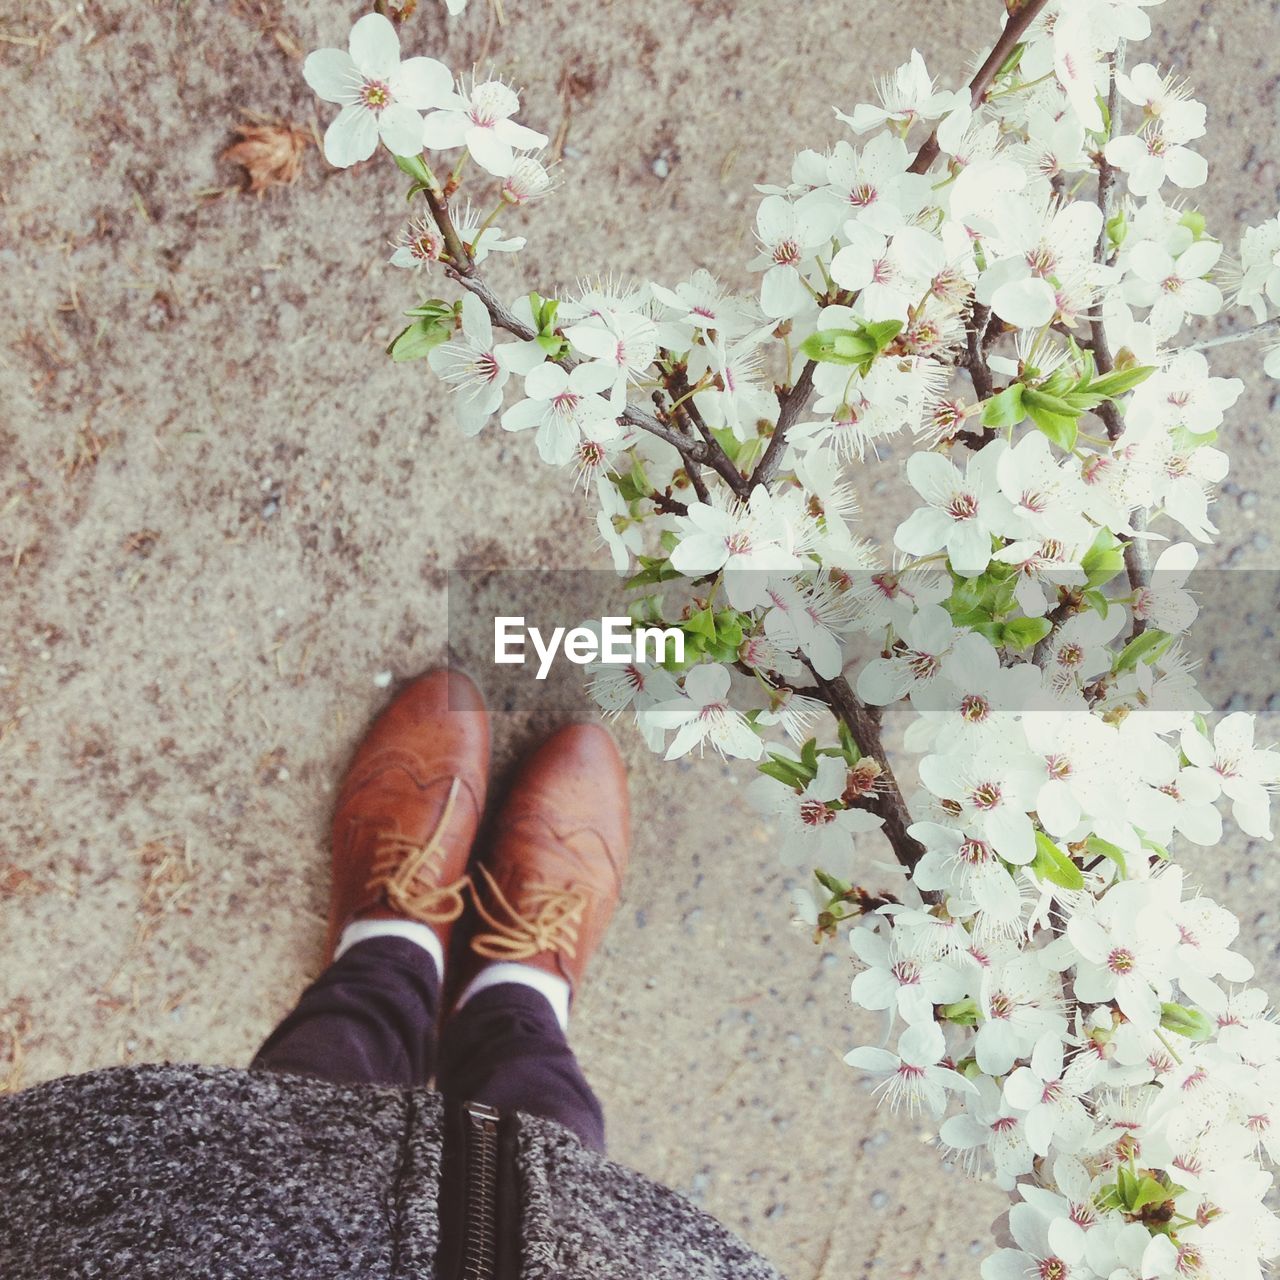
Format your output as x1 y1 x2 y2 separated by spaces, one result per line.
908 0 1053 176
804 664 927 877
749 361 816 492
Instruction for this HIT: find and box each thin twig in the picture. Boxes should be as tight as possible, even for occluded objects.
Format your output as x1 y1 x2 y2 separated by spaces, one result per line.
1181 313 1280 354
749 361 816 492
908 0 1053 176
804 664 927 878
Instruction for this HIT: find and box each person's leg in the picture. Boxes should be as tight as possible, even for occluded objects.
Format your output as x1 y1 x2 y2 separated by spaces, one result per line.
437 972 605 1151
440 722 629 1155
253 926 442 1088
253 668 490 1089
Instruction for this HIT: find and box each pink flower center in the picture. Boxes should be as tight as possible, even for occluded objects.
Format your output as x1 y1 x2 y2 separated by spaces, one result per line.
906 649 941 681
799 799 836 827
1107 947 1135 975
848 183 878 208
946 491 979 521
958 838 991 866
1057 642 1083 668
969 781 1002 812
773 239 801 266
960 693 990 723
360 79 392 110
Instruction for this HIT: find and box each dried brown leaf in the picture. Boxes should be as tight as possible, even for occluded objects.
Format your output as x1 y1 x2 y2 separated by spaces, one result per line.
221 122 311 195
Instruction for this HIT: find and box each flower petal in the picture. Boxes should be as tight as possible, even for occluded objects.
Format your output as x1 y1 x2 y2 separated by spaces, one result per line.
421 110 471 151
378 102 426 157
324 104 379 168
348 12 400 80
392 57 453 110
303 48 360 104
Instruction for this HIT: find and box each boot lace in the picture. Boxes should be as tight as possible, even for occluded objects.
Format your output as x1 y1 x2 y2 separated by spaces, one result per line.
470 861 588 961
364 776 469 925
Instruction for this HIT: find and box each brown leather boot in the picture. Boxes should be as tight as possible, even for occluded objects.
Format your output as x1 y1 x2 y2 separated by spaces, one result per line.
326 669 489 962
459 723 629 1000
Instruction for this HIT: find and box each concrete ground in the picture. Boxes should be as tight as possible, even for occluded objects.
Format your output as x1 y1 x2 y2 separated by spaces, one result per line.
2 0 1278 1275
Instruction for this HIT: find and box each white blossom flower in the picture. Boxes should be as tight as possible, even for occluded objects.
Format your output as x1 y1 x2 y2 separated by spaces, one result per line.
304 14 452 167
644 663 762 761
798 134 932 238
894 441 1018 576
1181 712 1280 839
844 1021 975 1117
830 223 946 324
1002 1033 1097 1156
668 489 803 612
501 361 620 466
749 757 884 875
918 742 1045 865
848 922 967 1026
428 292 543 435
751 196 829 319
833 49 965 134
1066 880 1180 1028
1123 237 1223 336
421 76 548 177
856 603 958 706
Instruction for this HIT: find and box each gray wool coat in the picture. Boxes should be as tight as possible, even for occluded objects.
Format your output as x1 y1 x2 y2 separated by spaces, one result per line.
0 1063 785 1280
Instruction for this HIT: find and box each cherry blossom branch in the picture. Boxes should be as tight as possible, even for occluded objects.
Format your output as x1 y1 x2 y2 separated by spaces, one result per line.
1181 313 1280 353
1084 41 1150 634
907 0 1053 176
662 365 749 499
445 269 719 457
804 664 927 876
749 361 816 492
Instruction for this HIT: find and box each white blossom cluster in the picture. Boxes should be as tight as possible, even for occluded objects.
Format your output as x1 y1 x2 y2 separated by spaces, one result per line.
306 3 1280 1276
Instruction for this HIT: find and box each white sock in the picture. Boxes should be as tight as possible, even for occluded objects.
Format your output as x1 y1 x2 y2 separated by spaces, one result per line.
335 918 444 984
455 962 572 1033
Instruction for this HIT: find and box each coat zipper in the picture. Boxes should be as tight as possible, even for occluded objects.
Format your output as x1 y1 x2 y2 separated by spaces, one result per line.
458 1101 501 1280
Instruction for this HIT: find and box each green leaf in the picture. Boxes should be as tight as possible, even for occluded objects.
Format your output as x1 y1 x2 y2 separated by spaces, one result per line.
386 317 450 362
758 759 808 790
814 867 850 897
711 426 743 462
1002 616 1052 651
996 41 1026 78
837 718 861 765
1085 835 1127 877
403 298 456 320
1023 388 1080 450
1085 835 1127 878
624 555 680 589
683 606 717 641
981 384 1026 428
1081 528 1126 588
800 738 819 772
1142 836 1172 862
1160 1002 1214 1042
1081 588 1110 618
1131 1176 1171 1214
1089 365 1155 400
800 328 875 368
1030 830 1085 890
1112 629 1173 674
1179 209 1207 238
940 998 980 1026
394 153 433 186
861 319 904 352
